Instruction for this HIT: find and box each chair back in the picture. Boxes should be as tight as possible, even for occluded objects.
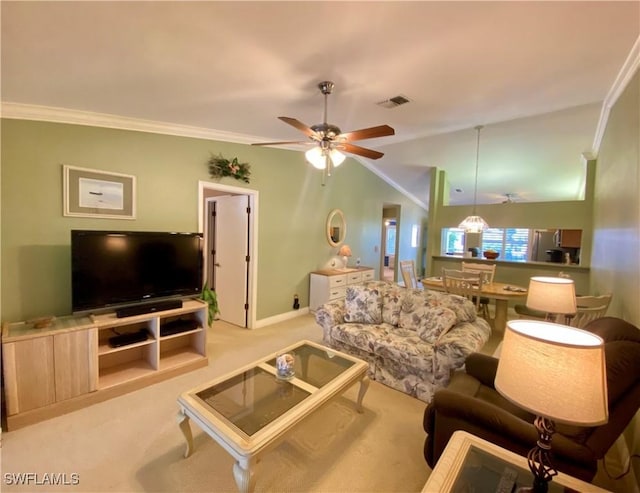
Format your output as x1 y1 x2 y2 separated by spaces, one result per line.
461 262 496 284
569 294 612 328
399 260 419 289
442 268 481 309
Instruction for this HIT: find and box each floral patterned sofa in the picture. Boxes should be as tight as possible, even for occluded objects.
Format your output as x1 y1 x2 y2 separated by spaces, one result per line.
315 281 491 402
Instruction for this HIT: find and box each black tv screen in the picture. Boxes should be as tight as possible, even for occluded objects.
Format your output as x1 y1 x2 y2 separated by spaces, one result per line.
71 230 203 313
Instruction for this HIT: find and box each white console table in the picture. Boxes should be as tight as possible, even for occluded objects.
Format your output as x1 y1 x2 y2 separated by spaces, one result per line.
309 267 375 312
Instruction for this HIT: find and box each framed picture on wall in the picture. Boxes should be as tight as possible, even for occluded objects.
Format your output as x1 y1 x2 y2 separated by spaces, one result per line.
63 165 136 219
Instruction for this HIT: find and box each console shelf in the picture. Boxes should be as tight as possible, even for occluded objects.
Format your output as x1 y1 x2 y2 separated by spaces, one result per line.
99 360 157 389
2 298 209 430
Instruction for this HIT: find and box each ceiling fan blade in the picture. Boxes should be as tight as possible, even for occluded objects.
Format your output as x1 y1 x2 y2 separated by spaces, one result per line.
337 124 395 142
339 142 385 160
252 140 309 146
278 117 319 138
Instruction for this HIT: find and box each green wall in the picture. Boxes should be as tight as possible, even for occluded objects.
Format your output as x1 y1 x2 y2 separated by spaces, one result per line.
592 68 640 489
0 119 427 322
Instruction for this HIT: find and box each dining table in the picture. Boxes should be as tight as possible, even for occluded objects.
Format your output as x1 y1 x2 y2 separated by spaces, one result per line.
420 277 528 333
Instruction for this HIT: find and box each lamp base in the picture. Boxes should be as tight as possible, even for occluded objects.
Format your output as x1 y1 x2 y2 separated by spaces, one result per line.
515 477 550 493
525 416 558 493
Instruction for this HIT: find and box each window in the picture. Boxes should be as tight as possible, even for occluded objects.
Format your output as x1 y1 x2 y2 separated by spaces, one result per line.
442 228 465 255
441 227 530 262
481 228 530 262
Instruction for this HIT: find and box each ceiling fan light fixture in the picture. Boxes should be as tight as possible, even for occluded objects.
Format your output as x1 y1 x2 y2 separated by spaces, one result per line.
305 146 345 170
305 147 327 169
330 148 345 167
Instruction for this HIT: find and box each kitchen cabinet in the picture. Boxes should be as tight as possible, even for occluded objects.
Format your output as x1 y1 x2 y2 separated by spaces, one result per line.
556 229 582 248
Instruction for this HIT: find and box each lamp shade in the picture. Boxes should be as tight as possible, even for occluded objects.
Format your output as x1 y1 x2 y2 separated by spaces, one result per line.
495 320 608 426
305 147 345 170
337 244 352 257
458 215 489 233
526 276 577 314
330 148 345 167
305 147 326 169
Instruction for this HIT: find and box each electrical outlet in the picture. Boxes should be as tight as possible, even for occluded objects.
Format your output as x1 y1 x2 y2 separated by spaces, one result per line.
374 245 379 253
356 257 361 266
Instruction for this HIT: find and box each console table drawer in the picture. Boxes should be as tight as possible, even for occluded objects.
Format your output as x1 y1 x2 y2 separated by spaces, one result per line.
328 286 347 300
329 275 347 288
347 272 363 284
309 267 375 312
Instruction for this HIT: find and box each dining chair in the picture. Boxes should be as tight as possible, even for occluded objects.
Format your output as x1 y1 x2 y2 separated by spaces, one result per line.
569 294 612 328
399 260 422 289
441 268 481 310
461 262 496 321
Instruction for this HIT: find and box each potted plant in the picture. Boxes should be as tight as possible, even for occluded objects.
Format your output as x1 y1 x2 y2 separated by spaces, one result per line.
201 282 220 326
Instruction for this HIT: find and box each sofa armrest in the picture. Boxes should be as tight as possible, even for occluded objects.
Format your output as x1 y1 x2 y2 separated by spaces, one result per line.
427 389 597 474
314 299 346 333
465 353 499 388
430 388 537 447
432 319 491 384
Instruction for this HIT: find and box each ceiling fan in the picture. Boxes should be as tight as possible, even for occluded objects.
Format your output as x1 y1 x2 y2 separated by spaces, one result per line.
252 81 395 176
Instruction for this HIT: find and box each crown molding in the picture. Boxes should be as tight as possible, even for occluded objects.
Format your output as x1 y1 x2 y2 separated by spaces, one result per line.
0 102 259 145
592 35 640 155
1 101 428 210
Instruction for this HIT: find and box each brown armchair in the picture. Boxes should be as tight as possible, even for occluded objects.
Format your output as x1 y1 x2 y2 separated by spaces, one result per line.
423 316 640 482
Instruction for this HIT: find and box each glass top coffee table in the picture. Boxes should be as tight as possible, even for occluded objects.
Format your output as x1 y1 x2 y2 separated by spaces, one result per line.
177 340 370 493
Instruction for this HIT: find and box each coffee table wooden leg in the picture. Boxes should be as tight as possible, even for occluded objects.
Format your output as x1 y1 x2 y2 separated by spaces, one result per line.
356 375 370 413
233 458 255 493
176 410 194 458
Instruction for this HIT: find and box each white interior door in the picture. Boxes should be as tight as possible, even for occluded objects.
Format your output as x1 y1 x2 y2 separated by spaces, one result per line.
213 195 249 327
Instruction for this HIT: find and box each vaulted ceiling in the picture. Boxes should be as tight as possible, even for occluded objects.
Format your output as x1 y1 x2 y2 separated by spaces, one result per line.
2 1 639 208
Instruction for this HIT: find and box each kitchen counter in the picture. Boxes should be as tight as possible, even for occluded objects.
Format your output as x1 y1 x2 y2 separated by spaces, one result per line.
430 255 590 296
433 255 589 271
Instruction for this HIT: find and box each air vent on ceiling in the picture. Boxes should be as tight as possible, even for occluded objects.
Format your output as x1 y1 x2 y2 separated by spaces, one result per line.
376 95 411 109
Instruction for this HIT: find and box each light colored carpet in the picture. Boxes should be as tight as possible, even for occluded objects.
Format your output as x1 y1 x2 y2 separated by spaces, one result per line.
1 315 431 493
2 312 634 492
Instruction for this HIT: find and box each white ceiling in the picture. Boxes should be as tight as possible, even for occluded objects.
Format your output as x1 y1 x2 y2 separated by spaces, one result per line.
2 1 639 208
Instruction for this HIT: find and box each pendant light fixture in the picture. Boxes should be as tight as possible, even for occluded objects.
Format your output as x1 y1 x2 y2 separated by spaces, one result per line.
458 125 489 233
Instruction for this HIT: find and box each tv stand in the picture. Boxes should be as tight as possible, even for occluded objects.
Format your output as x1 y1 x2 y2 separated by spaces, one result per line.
2 298 208 430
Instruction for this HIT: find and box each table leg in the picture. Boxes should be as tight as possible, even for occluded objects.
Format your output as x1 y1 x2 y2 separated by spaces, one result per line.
233 457 256 493
356 375 370 413
493 299 508 334
176 409 194 458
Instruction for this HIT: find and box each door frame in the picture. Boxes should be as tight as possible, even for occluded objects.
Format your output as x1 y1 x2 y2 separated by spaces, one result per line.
198 181 259 329
380 204 401 281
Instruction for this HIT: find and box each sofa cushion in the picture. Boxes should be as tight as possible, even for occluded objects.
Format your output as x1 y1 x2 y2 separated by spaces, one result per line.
382 285 405 325
329 322 393 352
415 307 458 343
344 286 382 324
422 290 477 323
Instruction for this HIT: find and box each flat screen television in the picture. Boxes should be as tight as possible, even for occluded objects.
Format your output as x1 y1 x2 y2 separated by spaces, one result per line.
71 230 203 313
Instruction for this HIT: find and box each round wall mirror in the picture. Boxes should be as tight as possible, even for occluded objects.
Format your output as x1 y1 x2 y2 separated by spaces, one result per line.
326 209 346 247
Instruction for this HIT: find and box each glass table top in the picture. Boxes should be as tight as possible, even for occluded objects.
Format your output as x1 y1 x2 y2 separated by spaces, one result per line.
453 445 579 493
194 342 357 436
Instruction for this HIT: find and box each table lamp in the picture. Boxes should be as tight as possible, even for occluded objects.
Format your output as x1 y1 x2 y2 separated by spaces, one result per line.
495 320 608 493
337 244 352 270
526 276 577 323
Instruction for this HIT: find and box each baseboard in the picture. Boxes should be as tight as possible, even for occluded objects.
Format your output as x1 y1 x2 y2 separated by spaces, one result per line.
254 307 310 329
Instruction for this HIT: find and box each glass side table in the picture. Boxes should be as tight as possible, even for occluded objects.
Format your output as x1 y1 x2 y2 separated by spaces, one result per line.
422 431 611 493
